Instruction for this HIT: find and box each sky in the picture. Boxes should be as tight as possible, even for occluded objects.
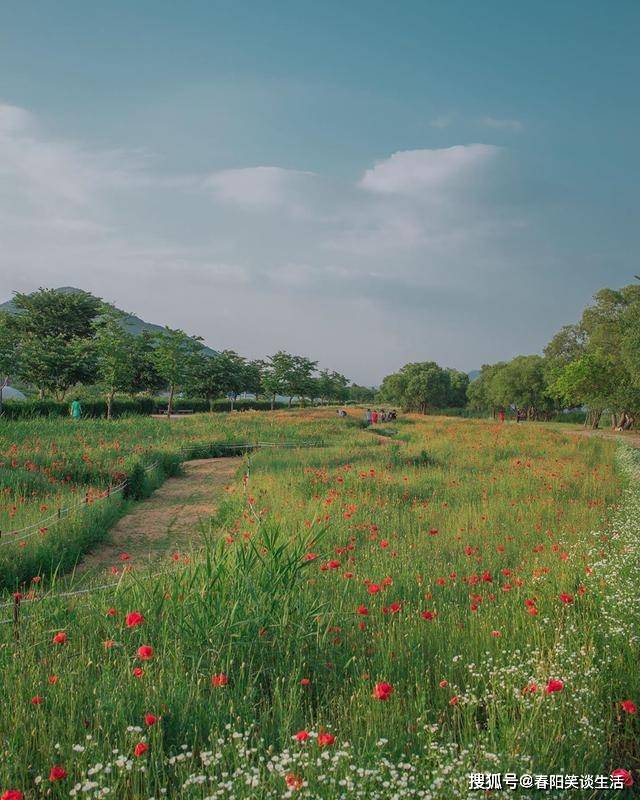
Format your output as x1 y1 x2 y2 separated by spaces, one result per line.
0 1 638 385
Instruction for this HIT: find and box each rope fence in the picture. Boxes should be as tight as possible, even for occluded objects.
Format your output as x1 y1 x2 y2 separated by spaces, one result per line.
0 440 323 549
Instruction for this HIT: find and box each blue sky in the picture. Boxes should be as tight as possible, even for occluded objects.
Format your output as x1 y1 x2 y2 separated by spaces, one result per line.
0 1 638 383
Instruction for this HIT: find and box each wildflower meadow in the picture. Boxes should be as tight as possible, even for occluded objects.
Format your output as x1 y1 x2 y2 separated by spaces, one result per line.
0 411 638 799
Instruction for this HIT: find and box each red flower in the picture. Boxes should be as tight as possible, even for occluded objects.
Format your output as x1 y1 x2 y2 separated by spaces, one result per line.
357 605 368 616
48 766 67 782
523 682 538 694
620 700 637 714
421 610 436 621
31 696 44 705
367 583 381 594
52 631 67 645
144 713 159 726
1 791 25 800
132 667 145 678
106 607 117 617
559 593 574 604
449 695 459 705
48 675 58 685
545 678 564 694
133 742 148 757
611 769 633 787
294 730 310 742
285 773 303 790
439 679 448 688
137 645 154 661
300 677 311 686
317 732 335 747
125 611 145 628
372 682 394 701
211 672 229 687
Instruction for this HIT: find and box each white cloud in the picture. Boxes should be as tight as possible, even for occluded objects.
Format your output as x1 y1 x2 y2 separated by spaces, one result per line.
205 166 314 207
358 145 499 195
481 116 524 131
0 101 534 383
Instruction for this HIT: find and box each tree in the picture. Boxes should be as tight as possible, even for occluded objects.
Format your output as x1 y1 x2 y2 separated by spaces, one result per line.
92 306 138 418
151 327 204 417
0 313 18 415
9 288 101 399
380 362 451 413
316 370 350 404
489 355 552 420
348 384 377 404
261 352 318 408
129 331 165 396
446 369 470 407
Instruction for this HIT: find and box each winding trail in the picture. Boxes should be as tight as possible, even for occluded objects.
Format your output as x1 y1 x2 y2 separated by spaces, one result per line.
76 457 240 576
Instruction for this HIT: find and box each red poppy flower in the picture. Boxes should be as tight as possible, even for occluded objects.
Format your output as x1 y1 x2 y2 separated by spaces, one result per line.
317 732 335 747
285 773 303 790
106 607 117 617
125 611 145 628
31 696 44 705
132 667 145 678
449 695 459 705
294 730 310 742
211 673 229 687
545 679 564 694
611 769 633 787
1 791 25 800
620 700 637 714
137 645 154 661
523 682 538 694
357 605 368 615
133 742 148 757
48 766 67 782
439 679 448 688
372 682 394 701
559 593 574 604
52 631 67 645
421 610 436 621
144 713 159 726
300 677 311 686
48 675 58 685
367 584 381 594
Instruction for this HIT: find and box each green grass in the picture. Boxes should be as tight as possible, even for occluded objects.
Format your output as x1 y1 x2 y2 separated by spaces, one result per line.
0 411 637 799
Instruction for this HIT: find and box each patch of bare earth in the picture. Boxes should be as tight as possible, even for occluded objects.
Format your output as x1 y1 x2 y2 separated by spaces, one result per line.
76 457 240 576
570 429 640 448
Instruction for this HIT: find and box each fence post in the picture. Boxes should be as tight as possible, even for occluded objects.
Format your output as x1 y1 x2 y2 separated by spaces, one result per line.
13 594 20 642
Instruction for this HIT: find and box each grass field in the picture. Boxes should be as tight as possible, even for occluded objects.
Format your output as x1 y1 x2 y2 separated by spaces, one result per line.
0 411 638 799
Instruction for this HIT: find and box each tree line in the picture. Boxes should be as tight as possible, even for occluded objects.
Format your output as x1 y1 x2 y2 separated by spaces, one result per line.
0 289 375 417
379 281 640 429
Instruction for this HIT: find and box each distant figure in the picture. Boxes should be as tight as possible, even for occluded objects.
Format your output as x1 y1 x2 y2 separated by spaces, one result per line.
388 409 397 421
364 408 372 425
380 409 387 422
70 398 82 421
498 409 505 423
371 409 379 424
337 408 347 418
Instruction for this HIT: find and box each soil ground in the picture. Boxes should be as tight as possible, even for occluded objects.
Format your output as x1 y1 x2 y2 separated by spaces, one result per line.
76 457 240 576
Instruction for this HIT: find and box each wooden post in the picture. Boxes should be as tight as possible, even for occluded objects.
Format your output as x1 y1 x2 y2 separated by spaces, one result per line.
13 594 20 642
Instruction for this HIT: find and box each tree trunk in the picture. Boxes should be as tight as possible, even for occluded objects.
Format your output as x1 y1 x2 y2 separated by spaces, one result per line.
230 394 235 412
271 394 275 411
106 390 115 420
288 396 293 407
209 397 214 412
167 384 174 418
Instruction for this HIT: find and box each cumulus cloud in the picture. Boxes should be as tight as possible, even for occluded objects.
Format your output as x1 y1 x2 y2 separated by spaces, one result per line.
0 101 537 383
358 145 499 195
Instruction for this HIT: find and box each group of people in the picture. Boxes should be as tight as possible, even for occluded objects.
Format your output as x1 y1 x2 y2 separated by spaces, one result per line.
363 408 397 424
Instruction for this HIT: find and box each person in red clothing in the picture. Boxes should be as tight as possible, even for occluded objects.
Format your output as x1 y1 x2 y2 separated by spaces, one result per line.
371 409 379 424
498 409 505 423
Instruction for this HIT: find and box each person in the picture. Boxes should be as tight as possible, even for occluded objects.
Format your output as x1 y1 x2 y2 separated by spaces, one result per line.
364 408 372 425
337 408 347 418
70 398 82 421
498 409 505 423
388 409 397 421
371 409 378 424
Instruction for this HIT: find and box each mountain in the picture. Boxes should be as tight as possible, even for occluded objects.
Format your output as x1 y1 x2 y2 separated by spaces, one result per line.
467 370 481 382
0 287 218 356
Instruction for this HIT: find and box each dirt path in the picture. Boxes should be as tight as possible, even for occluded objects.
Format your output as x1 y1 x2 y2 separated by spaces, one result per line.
569 428 640 448
76 457 240 576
